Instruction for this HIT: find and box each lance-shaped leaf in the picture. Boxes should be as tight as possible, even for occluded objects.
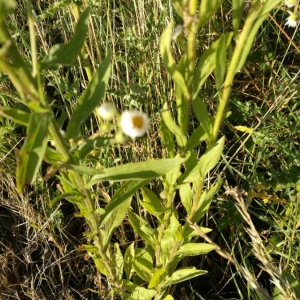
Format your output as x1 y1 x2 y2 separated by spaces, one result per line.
198 0 225 28
128 211 158 249
66 52 111 139
79 157 184 187
16 112 52 191
77 136 116 159
128 287 157 300
162 102 187 148
101 197 132 250
160 118 175 158
193 33 233 99
0 106 29 126
199 136 225 178
165 267 207 286
191 176 222 223
140 187 166 218
41 8 90 68
232 0 244 35
176 243 215 256
236 0 281 72
160 22 189 99
132 248 155 282
148 268 167 289
99 180 148 227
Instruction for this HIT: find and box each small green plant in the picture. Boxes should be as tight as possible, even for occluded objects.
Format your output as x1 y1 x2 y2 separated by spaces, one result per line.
0 0 287 299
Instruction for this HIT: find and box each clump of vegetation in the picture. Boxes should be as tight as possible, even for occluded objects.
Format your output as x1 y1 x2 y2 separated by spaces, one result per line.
0 0 300 299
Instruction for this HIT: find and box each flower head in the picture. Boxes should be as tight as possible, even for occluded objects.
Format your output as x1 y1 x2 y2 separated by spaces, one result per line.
285 12 300 27
120 110 150 139
172 25 184 41
97 102 116 121
285 0 298 8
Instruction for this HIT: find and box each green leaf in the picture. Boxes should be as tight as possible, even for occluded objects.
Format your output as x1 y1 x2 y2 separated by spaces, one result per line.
232 0 244 35
199 136 225 178
191 176 222 222
192 97 211 136
160 118 175 158
124 243 135 279
180 151 198 182
162 102 187 148
198 0 225 28
186 125 207 151
170 212 182 239
160 22 188 99
132 248 154 282
163 296 174 300
99 180 148 227
111 243 124 280
183 226 212 239
160 229 175 263
165 267 207 286
236 1 281 72
101 197 131 250
16 112 51 191
41 8 90 68
94 257 109 276
128 211 158 249
178 151 202 184
140 187 166 218
0 0 15 13
179 183 193 214
77 136 116 159
148 268 167 289
176 243 215 256
165 164 182 187
44 147 65 168
66 52 111 139
0 106 29 126
127 287 157 300
215 35 228 91
193 33 233 99
259 0 281 17
83 157 184 187
171 0 183 18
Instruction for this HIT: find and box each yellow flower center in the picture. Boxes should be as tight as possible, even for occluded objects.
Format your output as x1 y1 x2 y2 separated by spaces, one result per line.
131 116 144 129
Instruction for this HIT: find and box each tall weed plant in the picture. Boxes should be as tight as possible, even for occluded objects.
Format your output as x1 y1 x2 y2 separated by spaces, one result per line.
0 0 293 299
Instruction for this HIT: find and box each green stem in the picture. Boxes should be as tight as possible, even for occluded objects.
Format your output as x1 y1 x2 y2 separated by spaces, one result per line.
163 176 204 276
155 186 174 268
26 0 38 78
212 0 260 143
182 0 198 136
188 177 204 221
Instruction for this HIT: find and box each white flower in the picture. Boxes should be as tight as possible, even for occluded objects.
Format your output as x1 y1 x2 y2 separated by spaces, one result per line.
120 110 150 139
285 12 300 27
172 25 184 40
285 0 298 8
97 102 116 121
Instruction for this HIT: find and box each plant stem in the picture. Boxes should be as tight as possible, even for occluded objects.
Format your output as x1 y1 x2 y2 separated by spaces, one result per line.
212 0 261 143
182 0 198 136
155 186 174 268
26 0 38 78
